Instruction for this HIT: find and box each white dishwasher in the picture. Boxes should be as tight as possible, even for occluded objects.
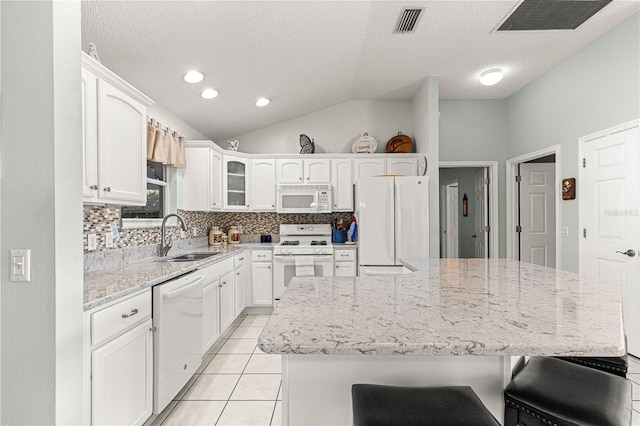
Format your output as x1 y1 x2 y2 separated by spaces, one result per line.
153 270 204 414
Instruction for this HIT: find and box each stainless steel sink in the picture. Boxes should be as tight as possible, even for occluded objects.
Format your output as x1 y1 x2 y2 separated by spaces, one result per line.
156 252 221 262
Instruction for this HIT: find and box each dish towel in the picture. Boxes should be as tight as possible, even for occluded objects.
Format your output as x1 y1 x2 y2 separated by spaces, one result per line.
295 256 315 277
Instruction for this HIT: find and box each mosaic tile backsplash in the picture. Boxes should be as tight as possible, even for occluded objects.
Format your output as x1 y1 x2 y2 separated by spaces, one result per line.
83 205 353 270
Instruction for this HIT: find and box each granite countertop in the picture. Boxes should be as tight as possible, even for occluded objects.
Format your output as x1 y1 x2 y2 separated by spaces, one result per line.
84 243 274 311
258 258 625 357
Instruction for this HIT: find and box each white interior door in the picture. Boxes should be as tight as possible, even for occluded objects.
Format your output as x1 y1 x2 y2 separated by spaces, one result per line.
473 169 488 258
582 126 640 356
444 183 459 258
520 163 556 267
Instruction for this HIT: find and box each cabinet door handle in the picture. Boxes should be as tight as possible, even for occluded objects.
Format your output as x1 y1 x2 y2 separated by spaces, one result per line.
239 257 244 261
90 184 98 190
122 308 138 319
306 177 309 180
272 205 275 208
218 284 223 288
236 272 240 275
267 266 271 269
103 186 111 192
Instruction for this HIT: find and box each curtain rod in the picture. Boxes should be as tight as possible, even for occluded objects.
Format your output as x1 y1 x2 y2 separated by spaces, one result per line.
147 116 184 140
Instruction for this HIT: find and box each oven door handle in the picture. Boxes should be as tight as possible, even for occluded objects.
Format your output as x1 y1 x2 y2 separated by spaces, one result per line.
273 253 334 258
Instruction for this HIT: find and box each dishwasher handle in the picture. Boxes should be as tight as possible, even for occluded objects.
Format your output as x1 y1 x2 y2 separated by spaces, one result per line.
162 275 205 300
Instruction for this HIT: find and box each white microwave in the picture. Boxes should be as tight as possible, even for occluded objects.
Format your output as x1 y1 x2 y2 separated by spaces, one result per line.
277 184 332 214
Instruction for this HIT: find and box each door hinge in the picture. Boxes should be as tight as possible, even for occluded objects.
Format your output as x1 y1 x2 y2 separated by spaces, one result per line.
483 178 490 185
583 228 587 238
484 225 490 232
516 226 522 233
516 175 522 183
583 158 586 168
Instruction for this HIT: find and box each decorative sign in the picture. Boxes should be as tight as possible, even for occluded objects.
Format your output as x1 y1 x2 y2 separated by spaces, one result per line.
562 178 576 200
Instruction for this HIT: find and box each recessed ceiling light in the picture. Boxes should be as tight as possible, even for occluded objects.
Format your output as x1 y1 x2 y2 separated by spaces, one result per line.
480 68 503 86
256 98 270 107
200 88 219 99
183 70 204 84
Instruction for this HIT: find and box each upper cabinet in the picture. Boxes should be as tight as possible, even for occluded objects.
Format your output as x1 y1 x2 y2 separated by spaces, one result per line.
331 158 353 211
251 159 276 211
387 157 418 176
81 53 153 206
224 155 251 210
180 141 222 211
353 158 386 183
276 158 331 184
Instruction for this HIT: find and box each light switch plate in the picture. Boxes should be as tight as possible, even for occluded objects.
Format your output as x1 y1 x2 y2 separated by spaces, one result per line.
87 233 97 251
10 249 31 282
562 226 569 237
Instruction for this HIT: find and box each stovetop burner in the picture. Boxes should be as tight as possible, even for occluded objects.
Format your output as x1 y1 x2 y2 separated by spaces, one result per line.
311 241 327 246
281 241 300 246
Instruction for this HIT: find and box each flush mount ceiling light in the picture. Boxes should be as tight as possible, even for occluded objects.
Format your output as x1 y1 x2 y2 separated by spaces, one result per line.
182 70 204 84
480 68 504 86
256 98 270 107
200 88 219 99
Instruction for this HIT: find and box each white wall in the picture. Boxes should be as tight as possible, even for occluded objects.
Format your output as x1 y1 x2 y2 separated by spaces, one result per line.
1 2 83 423
231 100 414 154
439 100 507 257
147 104 208 140
506 13 640 272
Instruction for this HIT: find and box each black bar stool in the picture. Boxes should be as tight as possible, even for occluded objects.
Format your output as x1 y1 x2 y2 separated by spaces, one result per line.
555 354 628 377
504 356 632 426
352 384 500 426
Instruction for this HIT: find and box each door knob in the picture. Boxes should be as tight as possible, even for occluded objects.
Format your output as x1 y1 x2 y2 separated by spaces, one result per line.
615 249 636 257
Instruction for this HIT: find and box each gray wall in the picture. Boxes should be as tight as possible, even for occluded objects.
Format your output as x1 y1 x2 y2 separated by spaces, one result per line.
506 13 640 272
1 2 83 423
439 100 507 257
440 168 483 258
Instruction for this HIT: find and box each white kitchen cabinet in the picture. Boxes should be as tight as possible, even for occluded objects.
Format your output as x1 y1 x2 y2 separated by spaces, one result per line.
334 248 357 277
250 250 273 306
202 278 221 355
219 270 236 333
181 142 223 211
251 159 276 211
85 289 153 426
234 253 248 316
304 158 331 183
353 158 386 183
92 320 153 426
387 157 417 176
224 155 251 210
81 53 153 206
331 158 353 211
277 158 331 184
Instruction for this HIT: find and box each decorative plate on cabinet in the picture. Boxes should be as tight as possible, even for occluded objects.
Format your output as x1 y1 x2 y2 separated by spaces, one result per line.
418 156 427 176
352 133 377 153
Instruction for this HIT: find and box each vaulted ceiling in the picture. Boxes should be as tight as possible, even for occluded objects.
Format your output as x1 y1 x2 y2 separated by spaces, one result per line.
81 1 640 142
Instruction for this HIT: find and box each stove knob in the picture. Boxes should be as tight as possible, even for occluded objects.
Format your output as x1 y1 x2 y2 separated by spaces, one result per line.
286 249 292 255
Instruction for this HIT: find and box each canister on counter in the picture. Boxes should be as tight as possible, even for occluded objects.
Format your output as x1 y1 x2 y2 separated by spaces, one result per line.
228 225 240 244
209 227 223 246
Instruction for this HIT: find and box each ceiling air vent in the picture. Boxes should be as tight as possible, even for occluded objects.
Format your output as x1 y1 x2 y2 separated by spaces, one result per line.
394 7 423 34
497 0 612 31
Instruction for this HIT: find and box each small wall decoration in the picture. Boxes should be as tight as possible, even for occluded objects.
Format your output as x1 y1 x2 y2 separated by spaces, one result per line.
299 134 315 154
562 178 576 200
226 140 239 151
462 193 468 217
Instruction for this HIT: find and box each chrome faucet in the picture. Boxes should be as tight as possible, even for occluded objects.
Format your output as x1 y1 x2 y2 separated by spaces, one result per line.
160 213 188 257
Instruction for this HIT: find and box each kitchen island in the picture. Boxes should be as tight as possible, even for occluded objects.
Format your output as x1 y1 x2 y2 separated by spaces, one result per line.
257 258 625 425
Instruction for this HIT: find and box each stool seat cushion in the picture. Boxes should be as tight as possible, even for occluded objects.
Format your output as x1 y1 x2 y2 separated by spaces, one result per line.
555 355 628 377
352 384 500 426
504 357 632 426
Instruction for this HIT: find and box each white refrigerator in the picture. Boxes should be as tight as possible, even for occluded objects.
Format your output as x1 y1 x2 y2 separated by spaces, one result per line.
356 176 429 274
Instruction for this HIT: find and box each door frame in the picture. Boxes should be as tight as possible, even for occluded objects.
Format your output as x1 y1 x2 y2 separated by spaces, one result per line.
440 179 459 258
578 118 640 276
439 161 499 258
506 145 561 268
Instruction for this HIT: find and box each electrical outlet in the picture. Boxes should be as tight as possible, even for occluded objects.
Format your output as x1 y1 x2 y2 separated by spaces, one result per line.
180 230 186 239
87 233 97 251
105 233 114 248
192 227 198 236
237 225 242 233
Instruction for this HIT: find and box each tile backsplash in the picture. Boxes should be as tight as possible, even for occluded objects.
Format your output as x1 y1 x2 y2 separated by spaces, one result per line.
83 205 353 270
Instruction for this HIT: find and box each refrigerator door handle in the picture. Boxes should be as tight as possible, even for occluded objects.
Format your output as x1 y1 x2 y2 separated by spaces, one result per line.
395 183 401 260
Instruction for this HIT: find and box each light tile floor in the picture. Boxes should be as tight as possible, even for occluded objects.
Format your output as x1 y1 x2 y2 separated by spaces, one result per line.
151 315 640 425
152 314 281 426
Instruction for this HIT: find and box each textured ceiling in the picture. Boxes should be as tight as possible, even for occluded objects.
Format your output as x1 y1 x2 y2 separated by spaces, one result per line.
81 1 640 142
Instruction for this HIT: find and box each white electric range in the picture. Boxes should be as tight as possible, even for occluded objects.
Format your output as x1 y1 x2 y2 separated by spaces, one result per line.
273 224 334 303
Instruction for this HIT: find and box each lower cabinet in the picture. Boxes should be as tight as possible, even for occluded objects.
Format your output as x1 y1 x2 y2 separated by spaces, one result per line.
86 289 153 426
219 270 236 333
334 248 357 277
250 250 273 306
234 253 248 316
